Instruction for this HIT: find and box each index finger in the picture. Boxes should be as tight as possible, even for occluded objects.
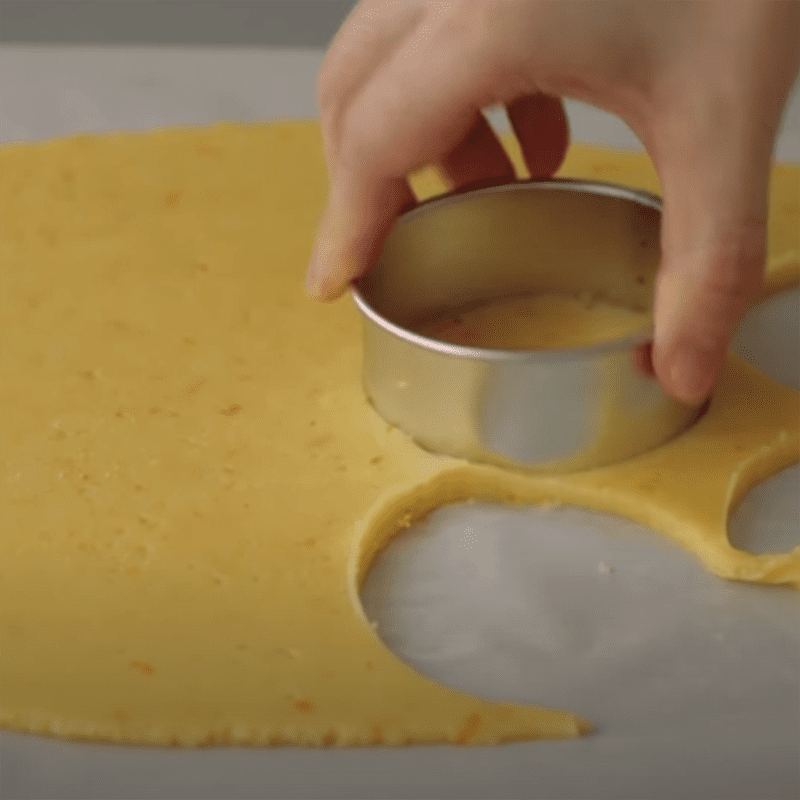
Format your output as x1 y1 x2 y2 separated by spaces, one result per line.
306 10 519 299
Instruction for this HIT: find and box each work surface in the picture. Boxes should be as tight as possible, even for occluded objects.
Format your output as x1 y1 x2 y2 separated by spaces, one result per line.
1 46 798 800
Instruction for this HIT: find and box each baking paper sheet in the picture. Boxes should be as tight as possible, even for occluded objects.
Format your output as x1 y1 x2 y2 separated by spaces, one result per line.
1 46 798 800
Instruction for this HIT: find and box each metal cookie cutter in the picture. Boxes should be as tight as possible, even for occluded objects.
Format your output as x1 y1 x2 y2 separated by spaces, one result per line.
351 180 701 473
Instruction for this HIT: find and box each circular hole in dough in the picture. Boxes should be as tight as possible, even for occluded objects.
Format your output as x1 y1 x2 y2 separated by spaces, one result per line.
360 501 799 728
728 465 800 555
733 287 799 390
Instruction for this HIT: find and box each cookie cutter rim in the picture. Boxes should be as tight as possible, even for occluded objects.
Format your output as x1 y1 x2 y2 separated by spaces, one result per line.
351 179 702 473
352 179 660 362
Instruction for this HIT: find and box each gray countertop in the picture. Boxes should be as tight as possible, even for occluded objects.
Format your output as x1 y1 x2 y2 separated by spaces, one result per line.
0 0 354 47
2 44 797 159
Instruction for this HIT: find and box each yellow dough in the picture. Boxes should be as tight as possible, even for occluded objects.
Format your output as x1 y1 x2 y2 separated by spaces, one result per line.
418 292 650 349
1 122 798 748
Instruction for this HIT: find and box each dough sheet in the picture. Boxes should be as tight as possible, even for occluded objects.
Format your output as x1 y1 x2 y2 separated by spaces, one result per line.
418 293 650 349
0 122 797 747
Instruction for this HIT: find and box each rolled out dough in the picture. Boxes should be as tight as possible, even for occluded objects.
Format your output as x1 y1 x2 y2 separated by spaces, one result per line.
0 122 797 748
418 292 650 349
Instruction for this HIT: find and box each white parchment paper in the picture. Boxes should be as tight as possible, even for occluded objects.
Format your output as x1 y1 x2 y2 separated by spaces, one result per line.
1 46 797 800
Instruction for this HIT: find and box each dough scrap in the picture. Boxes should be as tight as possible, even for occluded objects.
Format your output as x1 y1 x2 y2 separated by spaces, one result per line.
0 122 797 748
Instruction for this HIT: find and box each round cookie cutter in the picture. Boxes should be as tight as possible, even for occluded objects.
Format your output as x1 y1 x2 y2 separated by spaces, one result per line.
351 179 701 473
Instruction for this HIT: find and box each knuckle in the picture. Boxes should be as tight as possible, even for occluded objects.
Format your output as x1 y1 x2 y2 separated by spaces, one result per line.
315 36 353 113
316 62 348 162
702 222 766 302
688 223 767 348
336 112 382 177
315 63 340 114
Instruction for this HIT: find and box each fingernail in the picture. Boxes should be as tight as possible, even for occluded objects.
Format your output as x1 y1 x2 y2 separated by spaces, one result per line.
305 203 353 300
305 247 350 300
669 348 714 404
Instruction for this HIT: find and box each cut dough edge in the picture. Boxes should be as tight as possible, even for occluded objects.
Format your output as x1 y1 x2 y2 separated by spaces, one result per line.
352 352 800 608
375 156 799 593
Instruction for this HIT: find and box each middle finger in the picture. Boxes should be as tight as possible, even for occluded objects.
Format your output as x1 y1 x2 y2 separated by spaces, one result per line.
436 111 517 191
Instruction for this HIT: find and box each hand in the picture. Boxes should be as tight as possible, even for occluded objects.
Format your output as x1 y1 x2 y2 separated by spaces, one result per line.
306 0 799 404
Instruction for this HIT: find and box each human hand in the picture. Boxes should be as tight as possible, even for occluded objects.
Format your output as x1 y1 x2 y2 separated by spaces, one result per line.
306 0 799 404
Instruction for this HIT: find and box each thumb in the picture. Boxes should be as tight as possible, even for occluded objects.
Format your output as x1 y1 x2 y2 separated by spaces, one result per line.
651 118 774 405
